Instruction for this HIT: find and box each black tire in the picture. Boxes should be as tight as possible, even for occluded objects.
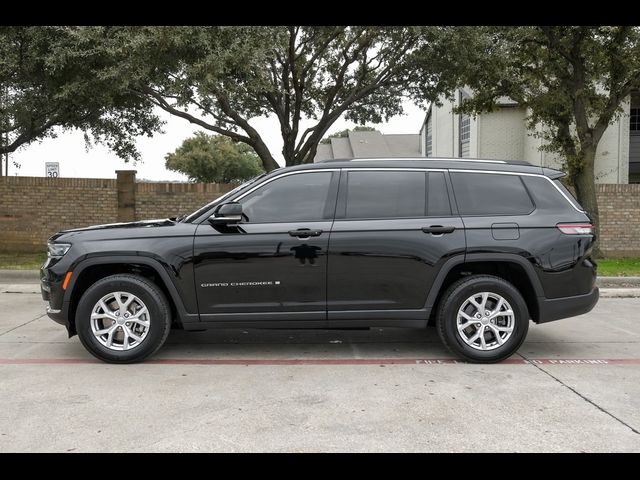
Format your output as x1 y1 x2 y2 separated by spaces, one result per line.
75 274 172 364
436 275 529 363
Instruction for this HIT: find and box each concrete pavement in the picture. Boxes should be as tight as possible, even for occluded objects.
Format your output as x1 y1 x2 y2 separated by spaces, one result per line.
0 291 639 452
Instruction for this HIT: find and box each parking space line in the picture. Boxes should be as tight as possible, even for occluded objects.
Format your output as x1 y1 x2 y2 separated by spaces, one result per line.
517 353 640 435
0 313 46 337
1 358 640 365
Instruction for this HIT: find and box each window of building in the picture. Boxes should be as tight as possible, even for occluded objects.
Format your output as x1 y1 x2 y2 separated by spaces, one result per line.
426 115 433 157
631 107 640 132
450 172 534 216
240 172 333 223
459 91 471 158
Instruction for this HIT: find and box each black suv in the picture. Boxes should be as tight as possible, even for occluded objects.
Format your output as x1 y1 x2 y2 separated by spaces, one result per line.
41 158 599 363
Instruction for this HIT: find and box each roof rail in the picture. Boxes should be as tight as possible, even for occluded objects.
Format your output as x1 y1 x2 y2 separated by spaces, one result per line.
349 157 508 164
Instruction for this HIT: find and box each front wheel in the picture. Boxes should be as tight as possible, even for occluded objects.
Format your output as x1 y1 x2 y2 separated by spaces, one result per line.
436 275 529 363
75 274 172 363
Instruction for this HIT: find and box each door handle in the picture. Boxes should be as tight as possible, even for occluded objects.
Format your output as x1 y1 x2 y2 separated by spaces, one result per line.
422 225 456 235
288 228 323 238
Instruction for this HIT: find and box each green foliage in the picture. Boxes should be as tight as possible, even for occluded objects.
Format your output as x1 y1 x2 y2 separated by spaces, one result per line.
411 26 640 255
0 26 460 173
165 133 264 183
87 26 454 170
425 27 640 175
320 126 379 144
597 258 640 277
0 26 162 161
0 251 47 270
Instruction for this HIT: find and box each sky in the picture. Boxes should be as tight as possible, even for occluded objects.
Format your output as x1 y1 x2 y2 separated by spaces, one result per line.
9 101 427 181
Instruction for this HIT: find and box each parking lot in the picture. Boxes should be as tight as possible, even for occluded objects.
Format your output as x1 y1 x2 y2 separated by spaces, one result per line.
0 289 639 452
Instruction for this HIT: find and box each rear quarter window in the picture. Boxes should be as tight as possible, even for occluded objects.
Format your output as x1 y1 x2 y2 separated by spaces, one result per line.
521 176 581 212
450 172 534 216
553 179 584 211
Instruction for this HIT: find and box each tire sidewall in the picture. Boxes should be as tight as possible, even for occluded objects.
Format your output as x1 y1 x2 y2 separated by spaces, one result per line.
76 276 169 363
440 277 529 362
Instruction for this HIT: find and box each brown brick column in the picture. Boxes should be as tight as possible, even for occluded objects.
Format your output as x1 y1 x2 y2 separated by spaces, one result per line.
116 170 136 222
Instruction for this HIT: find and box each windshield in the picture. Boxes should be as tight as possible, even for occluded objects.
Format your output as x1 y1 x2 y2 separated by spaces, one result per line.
182 173 269 223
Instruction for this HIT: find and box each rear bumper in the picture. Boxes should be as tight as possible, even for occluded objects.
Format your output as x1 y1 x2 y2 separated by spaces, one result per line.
537 287 599 323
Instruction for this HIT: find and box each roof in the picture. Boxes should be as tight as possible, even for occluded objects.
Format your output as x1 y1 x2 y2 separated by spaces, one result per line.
314 130 420 162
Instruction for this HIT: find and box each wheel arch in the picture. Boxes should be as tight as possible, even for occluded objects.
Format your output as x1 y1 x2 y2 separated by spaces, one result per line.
426 253 543 323
63 256 194 335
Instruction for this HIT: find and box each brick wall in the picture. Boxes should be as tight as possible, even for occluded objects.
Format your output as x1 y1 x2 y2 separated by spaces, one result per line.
136 182 231 220
0 176 118 252
0 174 638 256
597 184 640 257
0 174 232 253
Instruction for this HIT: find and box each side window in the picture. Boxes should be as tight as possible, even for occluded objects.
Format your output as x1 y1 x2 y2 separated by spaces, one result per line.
240 172 333 223
522 176 580 212
345 171 426 219
427 172 451 216
450 172 534 216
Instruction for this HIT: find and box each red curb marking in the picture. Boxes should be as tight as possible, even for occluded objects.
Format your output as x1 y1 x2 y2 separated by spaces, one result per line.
0 358 639 365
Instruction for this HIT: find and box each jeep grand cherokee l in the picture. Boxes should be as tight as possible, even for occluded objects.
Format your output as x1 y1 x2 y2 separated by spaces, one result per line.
41 158 599 363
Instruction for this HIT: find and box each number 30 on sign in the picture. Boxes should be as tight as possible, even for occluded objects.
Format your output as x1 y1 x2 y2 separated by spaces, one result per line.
45 162 59 178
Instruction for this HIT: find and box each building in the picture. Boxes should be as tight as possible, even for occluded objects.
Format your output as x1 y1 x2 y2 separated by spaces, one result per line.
314 130 421 161
419 88 640 183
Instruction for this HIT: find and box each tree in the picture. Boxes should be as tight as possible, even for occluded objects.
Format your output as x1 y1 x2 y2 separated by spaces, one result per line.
92 26 453 172
415 26 640 255
320 125 379 144
165 133 264 183
0 26 162 168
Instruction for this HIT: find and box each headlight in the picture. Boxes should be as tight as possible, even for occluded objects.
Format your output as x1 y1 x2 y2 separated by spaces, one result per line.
47 242 71 258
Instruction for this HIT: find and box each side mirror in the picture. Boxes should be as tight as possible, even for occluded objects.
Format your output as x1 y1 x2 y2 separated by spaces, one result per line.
209 202 243 225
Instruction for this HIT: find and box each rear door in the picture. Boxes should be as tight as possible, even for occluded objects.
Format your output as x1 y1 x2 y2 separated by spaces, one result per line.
326 168 465 324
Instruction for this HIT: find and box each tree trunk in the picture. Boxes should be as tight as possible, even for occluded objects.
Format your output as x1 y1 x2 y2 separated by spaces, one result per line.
282 133 297 167
571 146 602 258
251 137 280 172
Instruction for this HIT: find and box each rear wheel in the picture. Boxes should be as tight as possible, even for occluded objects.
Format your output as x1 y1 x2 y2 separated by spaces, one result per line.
76 274 172 363
436 275 529 363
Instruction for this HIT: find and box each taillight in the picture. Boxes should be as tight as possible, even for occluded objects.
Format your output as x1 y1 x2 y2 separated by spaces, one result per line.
556 223 594 235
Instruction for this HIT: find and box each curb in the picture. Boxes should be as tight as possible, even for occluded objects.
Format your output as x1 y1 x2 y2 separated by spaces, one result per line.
0 285 41 294
597 277 640 288
0 270 40 283
599 288 640 298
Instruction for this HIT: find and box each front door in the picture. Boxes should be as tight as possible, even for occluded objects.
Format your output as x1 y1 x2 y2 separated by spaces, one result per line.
194 170 339 324
327 169 465 324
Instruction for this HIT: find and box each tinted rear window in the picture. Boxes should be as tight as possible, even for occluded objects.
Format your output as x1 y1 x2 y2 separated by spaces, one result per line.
345 171 426 219
451 172 534 216
520 176 578 212
427 172 452 216
342 171 453 219
553 179 583 211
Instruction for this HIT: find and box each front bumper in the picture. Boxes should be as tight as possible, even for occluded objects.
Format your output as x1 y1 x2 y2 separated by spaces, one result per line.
537 287 599 323
45 306 66 325
41 262 71 331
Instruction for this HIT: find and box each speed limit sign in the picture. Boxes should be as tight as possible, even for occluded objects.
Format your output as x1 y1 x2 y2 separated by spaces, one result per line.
45 162 59 178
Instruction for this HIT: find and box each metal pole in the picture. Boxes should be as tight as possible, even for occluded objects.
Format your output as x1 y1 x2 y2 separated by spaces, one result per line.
3 132 7 176
1 85 6 176
4 132 7 176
